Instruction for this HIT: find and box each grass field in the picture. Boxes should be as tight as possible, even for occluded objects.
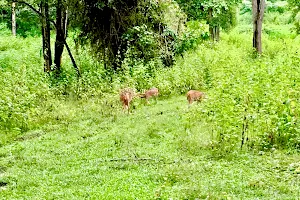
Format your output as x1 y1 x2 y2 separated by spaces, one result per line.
1 96 300 199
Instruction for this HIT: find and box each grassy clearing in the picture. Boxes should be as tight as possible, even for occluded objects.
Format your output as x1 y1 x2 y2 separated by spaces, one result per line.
1 96 300 199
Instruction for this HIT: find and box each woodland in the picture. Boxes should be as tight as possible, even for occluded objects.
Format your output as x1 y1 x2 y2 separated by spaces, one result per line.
0 0 300 199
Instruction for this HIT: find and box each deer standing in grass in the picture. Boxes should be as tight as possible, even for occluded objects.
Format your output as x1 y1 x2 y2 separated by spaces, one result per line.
140 87 159 104
187 90 205 105
120 88 135 113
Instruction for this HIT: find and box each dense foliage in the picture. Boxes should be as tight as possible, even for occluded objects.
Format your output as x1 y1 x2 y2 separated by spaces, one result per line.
0 1 41 37
288 0 300 34
69 0 183 69
176 0 238 29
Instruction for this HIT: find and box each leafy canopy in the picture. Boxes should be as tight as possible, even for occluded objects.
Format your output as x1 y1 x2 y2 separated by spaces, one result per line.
176 0 240 30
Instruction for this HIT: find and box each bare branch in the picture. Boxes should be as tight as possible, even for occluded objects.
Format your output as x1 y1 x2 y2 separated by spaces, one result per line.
14 0 42 18
13 0 57 26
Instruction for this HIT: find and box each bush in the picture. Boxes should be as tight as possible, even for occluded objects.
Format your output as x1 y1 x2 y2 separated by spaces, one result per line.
266 1 288 13
240 0 288 14
175 20 209 56
0 35 49 144
183 34 300 151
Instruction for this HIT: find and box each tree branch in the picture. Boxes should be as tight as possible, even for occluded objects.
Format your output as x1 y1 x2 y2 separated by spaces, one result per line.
14 1 42 18
14 0 57 26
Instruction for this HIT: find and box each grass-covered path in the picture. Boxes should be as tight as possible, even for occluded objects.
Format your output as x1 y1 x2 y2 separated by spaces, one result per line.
1 96 300 199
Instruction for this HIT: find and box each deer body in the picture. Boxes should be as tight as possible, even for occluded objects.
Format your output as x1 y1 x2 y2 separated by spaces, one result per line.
187 90 205 104
140 88 159 104
120 88 135 112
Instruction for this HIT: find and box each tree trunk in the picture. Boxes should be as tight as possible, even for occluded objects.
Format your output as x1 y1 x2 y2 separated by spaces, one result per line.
41 0 52 72
208 8 220 42
209 25 220 42
252 0 265 54
12 2 16 36
54 0 66 73
64 39 80 76
64 8 68 36
215 26 220 41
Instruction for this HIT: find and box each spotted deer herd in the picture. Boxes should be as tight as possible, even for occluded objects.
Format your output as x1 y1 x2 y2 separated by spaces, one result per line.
119 87 205 112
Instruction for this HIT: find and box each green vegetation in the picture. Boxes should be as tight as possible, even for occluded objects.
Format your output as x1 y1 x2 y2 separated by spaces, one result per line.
1 0 300 199
287 0 300 34
1 96 300 199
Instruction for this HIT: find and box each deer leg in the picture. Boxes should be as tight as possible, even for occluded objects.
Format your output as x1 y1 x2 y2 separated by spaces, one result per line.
154 96 158 104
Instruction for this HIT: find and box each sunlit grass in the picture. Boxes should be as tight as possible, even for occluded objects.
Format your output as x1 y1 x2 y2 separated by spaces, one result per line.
1 96 300 199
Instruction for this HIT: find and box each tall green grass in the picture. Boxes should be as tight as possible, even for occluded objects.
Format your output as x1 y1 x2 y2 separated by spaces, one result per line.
69 25 300 150
184 33 300 151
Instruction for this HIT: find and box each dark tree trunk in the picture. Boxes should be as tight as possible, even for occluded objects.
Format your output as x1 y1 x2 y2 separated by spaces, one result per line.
54 0 66 73
209 25 220 42
252 0 265 54
54 1 80 77
41 0 52 72
12 2 16 36
64 39 80 77
208 8 220 42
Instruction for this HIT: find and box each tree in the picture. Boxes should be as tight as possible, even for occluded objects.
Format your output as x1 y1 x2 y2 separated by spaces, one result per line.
54 0 67 72
40 0 52 72
176 0 239 41
11 0 79 76
11 2 16 36
252 0 265 54
11 0 53 71
69 0 176 69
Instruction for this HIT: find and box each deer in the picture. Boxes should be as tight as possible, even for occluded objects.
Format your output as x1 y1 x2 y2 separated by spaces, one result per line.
139 87 159 104
187 90 205 105
119 88 136 113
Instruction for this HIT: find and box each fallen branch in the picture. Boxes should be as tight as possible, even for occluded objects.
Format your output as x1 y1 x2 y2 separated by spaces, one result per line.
98 157 190 165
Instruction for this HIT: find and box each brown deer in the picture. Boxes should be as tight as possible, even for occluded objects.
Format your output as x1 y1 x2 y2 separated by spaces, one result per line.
140 87 159 104
187 90 205 105
120 88 136 112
